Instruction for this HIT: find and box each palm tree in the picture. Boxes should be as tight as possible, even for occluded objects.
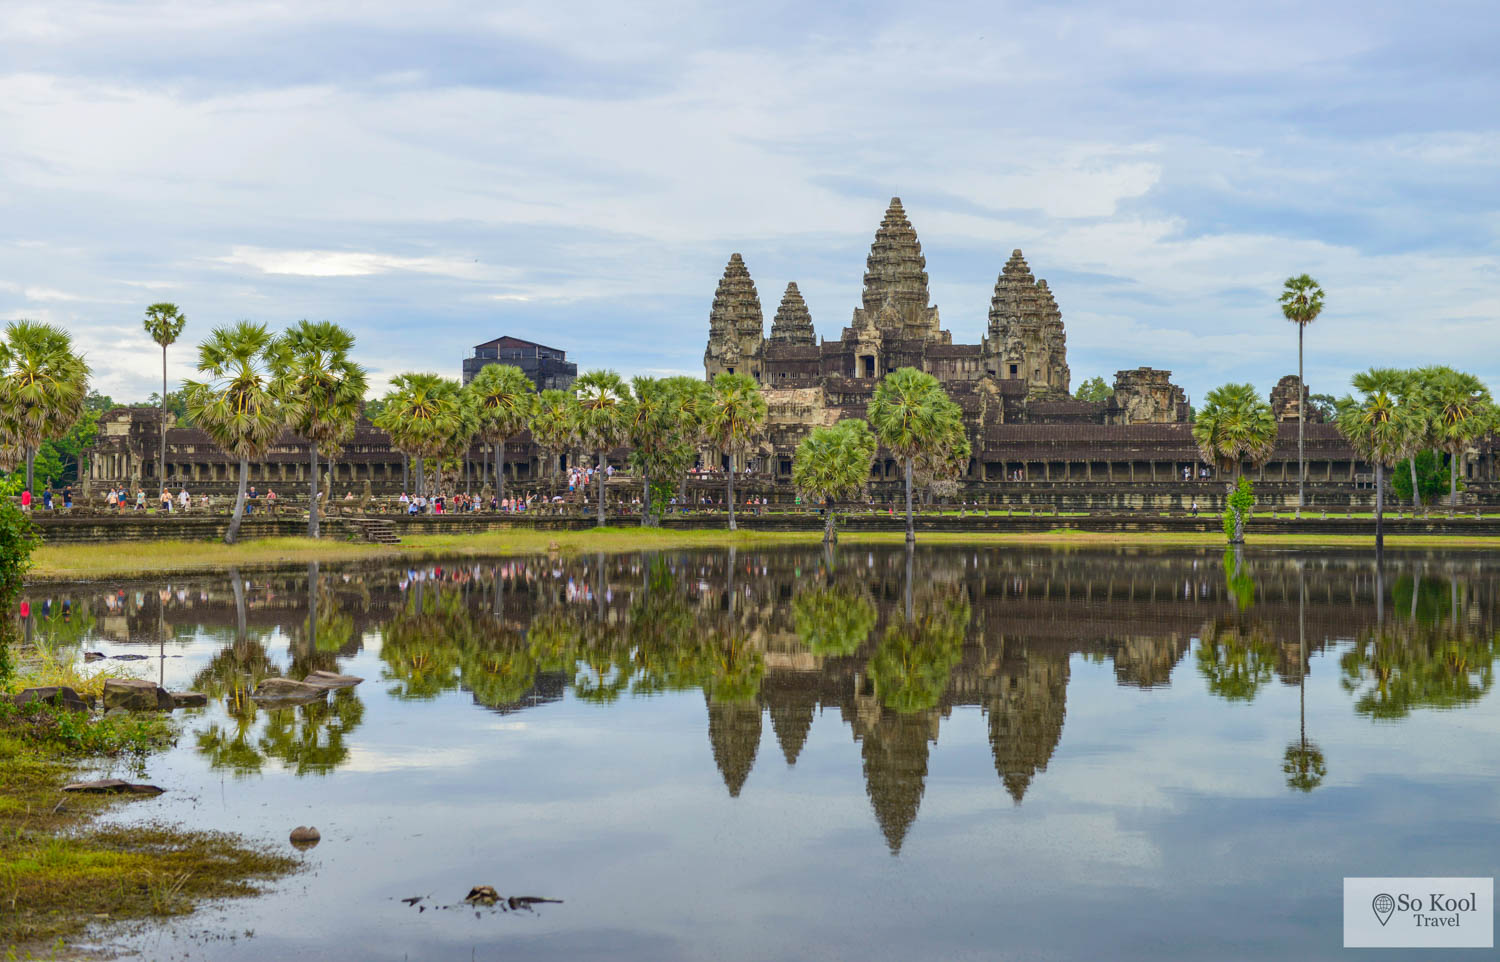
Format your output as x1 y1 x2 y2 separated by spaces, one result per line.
1335 368 1416 555
628 376 695 526
1192 383 1277 482
372 373 463 499
1278 275 1324 510
466 364 535 504
529 388 576 500
702 372 767 531
1427 368 1492 514
661 375 711 506
182 322 281 544
867 367 963 543
268 320 367 538
571 370 633 527
1392 370 1433 512
142 303 187 495
0 321 91 496
792 418 877 543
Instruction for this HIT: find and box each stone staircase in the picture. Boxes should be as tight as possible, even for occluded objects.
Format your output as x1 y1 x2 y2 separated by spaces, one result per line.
345 518 401 544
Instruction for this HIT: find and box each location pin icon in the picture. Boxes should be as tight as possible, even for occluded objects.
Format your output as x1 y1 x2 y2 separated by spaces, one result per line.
1372 893 1395 926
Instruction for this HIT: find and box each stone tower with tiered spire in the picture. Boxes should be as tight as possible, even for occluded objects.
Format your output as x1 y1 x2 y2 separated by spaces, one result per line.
768 282 816 345
703 253 765 380
983 249 1070 396
849 198 949 345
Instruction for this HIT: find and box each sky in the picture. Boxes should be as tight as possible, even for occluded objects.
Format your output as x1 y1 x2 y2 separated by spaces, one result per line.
2 0 1498 407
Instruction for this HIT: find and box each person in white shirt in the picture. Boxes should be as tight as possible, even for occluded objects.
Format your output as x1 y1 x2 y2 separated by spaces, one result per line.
178 488 190 510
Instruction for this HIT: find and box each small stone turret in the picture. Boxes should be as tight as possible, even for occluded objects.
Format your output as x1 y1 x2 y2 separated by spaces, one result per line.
769 282 816 345
1271 375 1321 423
1110 367 1190 424
984 249 1069 395
704 253 765 380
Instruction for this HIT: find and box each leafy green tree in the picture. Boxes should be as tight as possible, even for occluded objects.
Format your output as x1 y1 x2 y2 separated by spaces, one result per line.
1074 375 1113 403
1196 619 1276 702
1192 384 1276 521
703 372 767 531
1221 476 1255 544
1335 368 1416 554
1427 368 1492 514
269 321 367 537
1308 393 1338 421
0 321 91 495
571 370 633 527
628 377 700 525
372 373 464 498
661 375 711 504
466 363 535 504
792 418 877 543
1279 275 1324 508
1339 622 1495 719
528 388 577 494
868 367 965 543
1391 450 1449 506
142 303 187 493
182 322 281 543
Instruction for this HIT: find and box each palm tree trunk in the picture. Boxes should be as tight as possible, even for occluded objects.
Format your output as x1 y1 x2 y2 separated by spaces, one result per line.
25 447 34 498
1410 456 1422 511
226 458 249 544
1297 324 1305 511
160 345 169 496
824 498 836 544
641 473 650 527
904 456 915 544
496 439 505 504
726 457 736 531
415 459 425 501
1449 446 1459 515
596 450 606 527
1374 461 1384 556
308 447 320 538
402 453 409 493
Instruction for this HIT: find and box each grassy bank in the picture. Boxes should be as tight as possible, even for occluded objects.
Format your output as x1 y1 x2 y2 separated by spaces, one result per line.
0 701 296 952
28 525 1500 581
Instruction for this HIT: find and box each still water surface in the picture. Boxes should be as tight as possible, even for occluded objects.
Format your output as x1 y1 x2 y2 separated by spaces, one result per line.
25 546 1500 961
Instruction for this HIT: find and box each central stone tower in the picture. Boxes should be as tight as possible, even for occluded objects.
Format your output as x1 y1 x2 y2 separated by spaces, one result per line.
983 249 1069 396
849 198 949 344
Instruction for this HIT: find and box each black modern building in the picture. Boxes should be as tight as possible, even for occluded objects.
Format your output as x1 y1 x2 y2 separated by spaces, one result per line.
463 336 577 391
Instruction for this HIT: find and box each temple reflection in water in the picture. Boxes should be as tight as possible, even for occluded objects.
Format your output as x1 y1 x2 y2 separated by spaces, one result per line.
25 547 1497 853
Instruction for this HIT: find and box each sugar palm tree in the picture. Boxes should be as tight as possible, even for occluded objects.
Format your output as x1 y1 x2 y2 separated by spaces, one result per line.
182 322 281 544
571 370 633 527
268 320 367 538
702 372 767 531
1192 383 1277 483
1392 370 1433 512
628 376 695 526
466 363 535 503
1279 275 1324 510
867 367 963 543
529 388 576 499
0 321 91 497
662 375 711 505
372 373 463 499
1427 368 1492 514
1335 368 1416 554
792 418 878 543
142 303 187 494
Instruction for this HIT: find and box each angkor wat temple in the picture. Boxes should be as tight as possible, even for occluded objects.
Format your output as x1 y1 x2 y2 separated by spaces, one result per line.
85 197 1500 504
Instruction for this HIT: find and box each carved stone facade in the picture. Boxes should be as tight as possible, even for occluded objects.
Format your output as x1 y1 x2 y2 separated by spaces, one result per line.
1271 374 1321 423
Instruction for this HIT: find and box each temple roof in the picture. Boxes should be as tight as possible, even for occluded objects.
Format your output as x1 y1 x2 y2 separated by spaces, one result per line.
708 253 764 340
989 248 1063 337
769 282 816 345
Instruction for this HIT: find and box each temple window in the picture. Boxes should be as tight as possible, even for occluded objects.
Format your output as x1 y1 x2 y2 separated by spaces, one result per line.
1009 364 1018 377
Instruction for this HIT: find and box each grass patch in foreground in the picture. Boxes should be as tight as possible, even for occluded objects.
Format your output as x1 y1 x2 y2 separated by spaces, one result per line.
0 705 297 951
30 525 1500 581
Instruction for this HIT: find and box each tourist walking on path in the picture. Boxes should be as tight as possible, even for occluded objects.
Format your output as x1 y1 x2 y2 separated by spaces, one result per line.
135 488 146 511
20 489 31 512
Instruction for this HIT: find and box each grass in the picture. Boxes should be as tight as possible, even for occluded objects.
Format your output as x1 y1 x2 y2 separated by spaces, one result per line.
27 521 1500 581
9 639 135 700
0 701 297 952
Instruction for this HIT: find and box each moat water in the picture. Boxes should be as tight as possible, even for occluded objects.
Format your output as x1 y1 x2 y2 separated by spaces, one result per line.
26 546 1500 961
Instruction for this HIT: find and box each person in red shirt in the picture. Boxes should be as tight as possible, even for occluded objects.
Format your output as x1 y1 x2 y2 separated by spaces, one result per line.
20 489 32 512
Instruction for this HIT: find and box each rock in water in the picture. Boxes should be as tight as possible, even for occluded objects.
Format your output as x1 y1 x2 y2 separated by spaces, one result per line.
465 885 500 905
301 670 364 690
11 686 89 713
102 678 176 711
83 651 105 662
170 691 208 708
289 826 321 849
252 677 329 705
62 778 164 795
